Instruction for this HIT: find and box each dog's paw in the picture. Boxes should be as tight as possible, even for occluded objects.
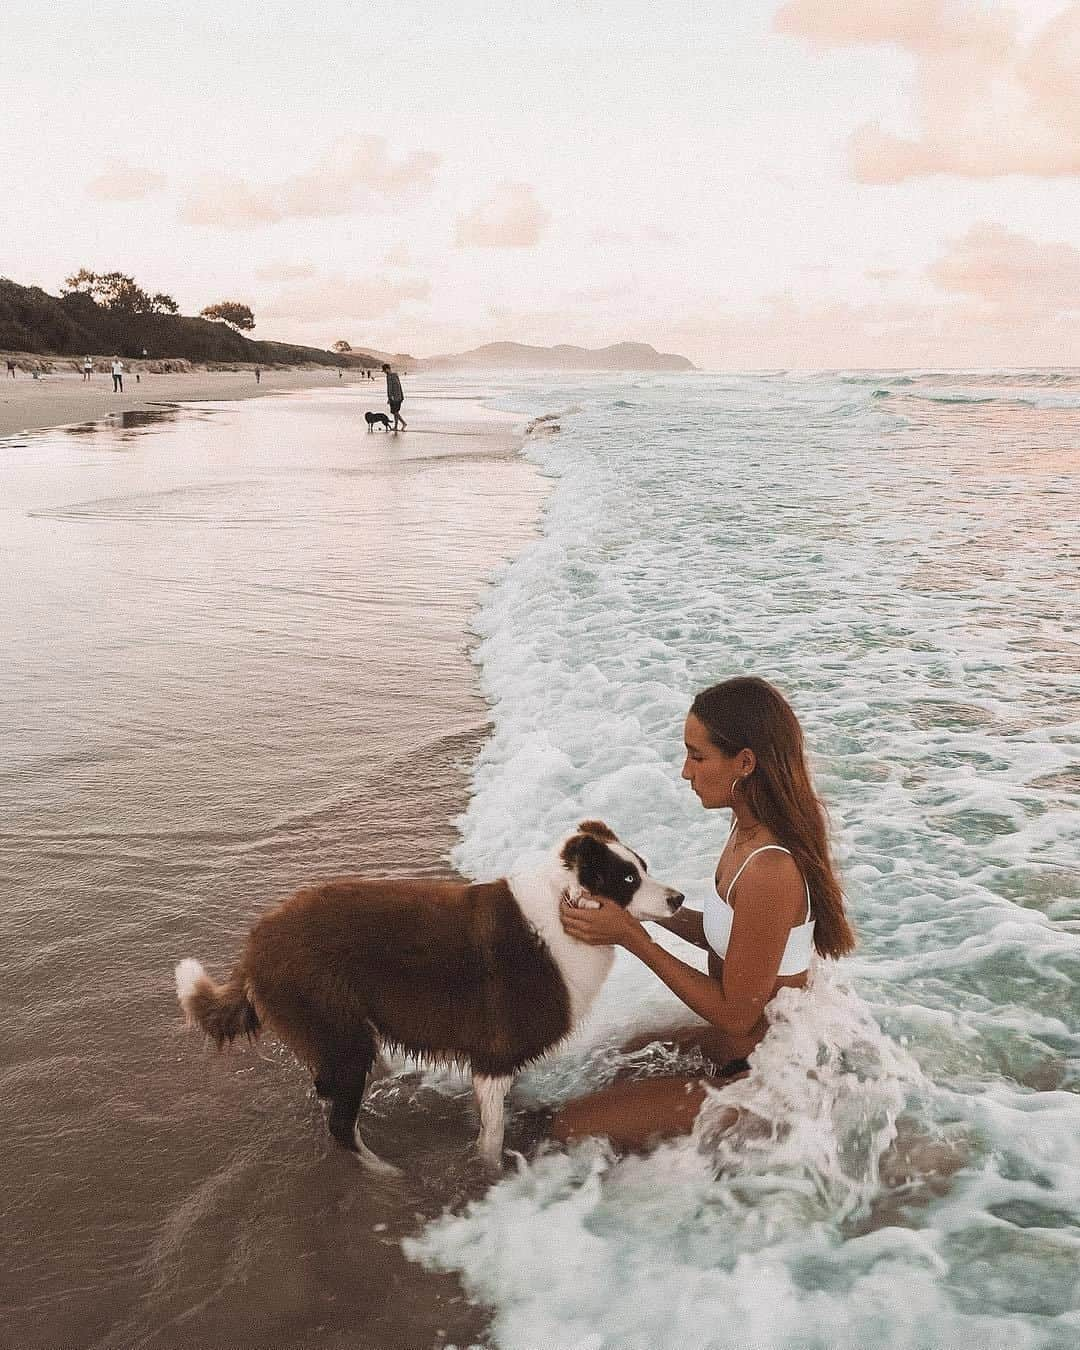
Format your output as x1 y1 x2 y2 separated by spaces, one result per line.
353 1130 402 1176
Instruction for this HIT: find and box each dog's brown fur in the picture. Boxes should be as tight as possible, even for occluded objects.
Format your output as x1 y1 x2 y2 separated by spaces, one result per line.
176 823 683 1164
178 877 572 1153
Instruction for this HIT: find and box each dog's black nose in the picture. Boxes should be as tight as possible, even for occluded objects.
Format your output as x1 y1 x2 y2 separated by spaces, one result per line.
668 892 685 909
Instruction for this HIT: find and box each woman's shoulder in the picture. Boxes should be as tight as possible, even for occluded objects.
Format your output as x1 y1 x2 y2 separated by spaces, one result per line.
730 846 806 917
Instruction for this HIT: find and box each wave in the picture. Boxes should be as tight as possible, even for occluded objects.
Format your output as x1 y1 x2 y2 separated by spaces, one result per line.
413 370 1080 1349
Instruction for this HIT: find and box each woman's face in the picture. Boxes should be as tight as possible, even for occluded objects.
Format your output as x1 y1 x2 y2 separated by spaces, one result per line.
682 713 746 809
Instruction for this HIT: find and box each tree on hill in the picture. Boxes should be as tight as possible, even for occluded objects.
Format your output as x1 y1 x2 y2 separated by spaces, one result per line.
332 339 352 352
62 268 179 315
200 301 256 332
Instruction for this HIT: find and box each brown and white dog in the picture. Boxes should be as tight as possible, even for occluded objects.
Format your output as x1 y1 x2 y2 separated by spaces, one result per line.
175 821 682 1171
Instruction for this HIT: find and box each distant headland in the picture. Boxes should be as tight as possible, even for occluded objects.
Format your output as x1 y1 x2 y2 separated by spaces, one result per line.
416 341 696 371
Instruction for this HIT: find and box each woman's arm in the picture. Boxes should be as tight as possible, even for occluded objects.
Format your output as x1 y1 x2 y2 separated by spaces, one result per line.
559 852 805 1035
651 906 708 949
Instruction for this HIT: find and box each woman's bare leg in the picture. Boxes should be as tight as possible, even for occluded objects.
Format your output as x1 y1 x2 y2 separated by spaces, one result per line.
620 1021 745 1066
551 1073 743 1150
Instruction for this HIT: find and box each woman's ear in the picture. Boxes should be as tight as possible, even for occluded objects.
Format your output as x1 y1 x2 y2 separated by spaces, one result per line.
739 749 757 777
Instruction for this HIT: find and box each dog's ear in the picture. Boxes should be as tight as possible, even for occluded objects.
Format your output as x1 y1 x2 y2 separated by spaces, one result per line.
578 819 616 841
561 831 610 889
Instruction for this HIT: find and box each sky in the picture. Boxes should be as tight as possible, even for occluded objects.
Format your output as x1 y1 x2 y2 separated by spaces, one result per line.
3 0 1079 368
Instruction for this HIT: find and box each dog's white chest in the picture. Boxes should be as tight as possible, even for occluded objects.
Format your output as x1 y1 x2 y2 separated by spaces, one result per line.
510 872 615 1029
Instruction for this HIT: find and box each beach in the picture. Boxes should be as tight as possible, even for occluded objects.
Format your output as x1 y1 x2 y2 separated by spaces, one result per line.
3 366 1078 1350
0 364 369 439
0 379 547 1349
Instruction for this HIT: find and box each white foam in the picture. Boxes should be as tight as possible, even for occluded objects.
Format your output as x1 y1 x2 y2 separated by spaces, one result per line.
413 370 1080 1348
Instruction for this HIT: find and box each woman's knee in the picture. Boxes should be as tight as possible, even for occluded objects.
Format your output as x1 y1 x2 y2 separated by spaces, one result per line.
550 1097 591 1143
551 1077 710 1148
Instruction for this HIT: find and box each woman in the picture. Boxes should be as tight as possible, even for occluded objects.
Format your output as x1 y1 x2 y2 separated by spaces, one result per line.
554 675 855 1148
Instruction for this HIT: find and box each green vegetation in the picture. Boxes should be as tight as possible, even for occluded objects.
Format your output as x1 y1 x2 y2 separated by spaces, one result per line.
199 301 256 332
0 274 350 367
63 269 180 316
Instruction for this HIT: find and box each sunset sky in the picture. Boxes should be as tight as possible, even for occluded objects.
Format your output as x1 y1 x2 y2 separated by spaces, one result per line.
4 0 1079 368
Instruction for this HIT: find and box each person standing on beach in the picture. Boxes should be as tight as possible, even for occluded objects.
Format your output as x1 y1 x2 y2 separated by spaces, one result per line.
255 367 261 384
382 363 406 430
111 359 124 393
82 356 93 382
6 359 16 378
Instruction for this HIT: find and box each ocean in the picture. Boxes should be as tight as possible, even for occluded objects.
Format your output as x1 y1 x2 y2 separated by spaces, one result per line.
2 371 1078 1349
408 369 1080 1350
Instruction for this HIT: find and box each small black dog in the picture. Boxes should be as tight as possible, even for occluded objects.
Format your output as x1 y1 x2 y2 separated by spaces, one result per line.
365 411 393 432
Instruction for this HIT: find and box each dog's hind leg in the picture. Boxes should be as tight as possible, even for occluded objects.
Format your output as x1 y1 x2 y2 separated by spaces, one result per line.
317 1034 400 1175
473 1074 513 1169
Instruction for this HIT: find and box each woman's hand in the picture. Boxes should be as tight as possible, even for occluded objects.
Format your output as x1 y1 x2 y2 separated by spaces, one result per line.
559 895 651 955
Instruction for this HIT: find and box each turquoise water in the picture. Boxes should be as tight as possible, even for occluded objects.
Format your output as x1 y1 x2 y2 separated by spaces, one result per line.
408 371 1080 1349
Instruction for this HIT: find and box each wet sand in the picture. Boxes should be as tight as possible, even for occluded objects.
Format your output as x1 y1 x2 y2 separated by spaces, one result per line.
0 382 547 1349
0 366 376 438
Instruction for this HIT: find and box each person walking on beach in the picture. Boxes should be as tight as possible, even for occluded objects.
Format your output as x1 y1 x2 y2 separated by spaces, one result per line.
111 359 124 393
82 356 93 382
6 359 16 378
255 367 261 384
554 675 856 1148
382 363 406 430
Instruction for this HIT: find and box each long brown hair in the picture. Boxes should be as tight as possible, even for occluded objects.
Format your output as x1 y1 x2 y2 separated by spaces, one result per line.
691 676 855 958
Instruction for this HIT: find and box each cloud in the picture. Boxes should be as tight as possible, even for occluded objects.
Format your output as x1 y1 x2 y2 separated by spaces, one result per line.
455 183 551 248
181 136 440 227
254 262 318 282
182 178 287 228
927 221 1080 313
655 224 1080 367
263 274 431 323
775 0 1080 180
86 160 167 201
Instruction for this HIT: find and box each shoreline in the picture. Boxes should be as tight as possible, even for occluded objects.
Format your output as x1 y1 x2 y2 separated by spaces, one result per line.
0 366 381 439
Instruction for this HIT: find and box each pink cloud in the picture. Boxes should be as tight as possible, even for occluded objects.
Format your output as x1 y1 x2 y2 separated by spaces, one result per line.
182 178 283 227
180 136 440 228
775 0 1080 180
255 262 318 282
928 221 1080 312
263 274 431 323
655 224 1080 367
455 183 551 248
86 160 167 201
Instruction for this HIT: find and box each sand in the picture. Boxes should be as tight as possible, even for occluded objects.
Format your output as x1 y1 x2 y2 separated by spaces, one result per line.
1 380 545 1349
0 366 378 438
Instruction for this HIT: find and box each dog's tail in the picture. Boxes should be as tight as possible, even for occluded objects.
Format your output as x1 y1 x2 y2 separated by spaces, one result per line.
175 957 260 1048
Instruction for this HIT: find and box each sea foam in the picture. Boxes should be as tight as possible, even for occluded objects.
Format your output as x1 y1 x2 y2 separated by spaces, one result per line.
408 370 1080 1350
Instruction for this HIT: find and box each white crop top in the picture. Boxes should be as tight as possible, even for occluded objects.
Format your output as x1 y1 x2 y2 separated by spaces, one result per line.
703 844 815 977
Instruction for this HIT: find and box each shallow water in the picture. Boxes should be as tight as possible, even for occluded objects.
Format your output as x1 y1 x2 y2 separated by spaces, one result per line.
4 371 1079 1349
0 387 545 1349
405 369 1080 1350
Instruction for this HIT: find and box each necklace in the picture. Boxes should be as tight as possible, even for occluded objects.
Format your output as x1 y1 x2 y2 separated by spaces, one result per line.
732 820 764 845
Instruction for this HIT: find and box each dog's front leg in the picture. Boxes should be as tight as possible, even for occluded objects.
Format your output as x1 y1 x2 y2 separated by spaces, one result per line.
472 1074 513 1168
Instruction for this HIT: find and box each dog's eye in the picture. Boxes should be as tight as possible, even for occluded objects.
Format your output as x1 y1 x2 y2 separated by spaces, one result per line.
623 873 636 885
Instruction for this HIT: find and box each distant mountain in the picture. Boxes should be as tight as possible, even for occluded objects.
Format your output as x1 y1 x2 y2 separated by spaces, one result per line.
419 341 695 371
340 345 416 369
